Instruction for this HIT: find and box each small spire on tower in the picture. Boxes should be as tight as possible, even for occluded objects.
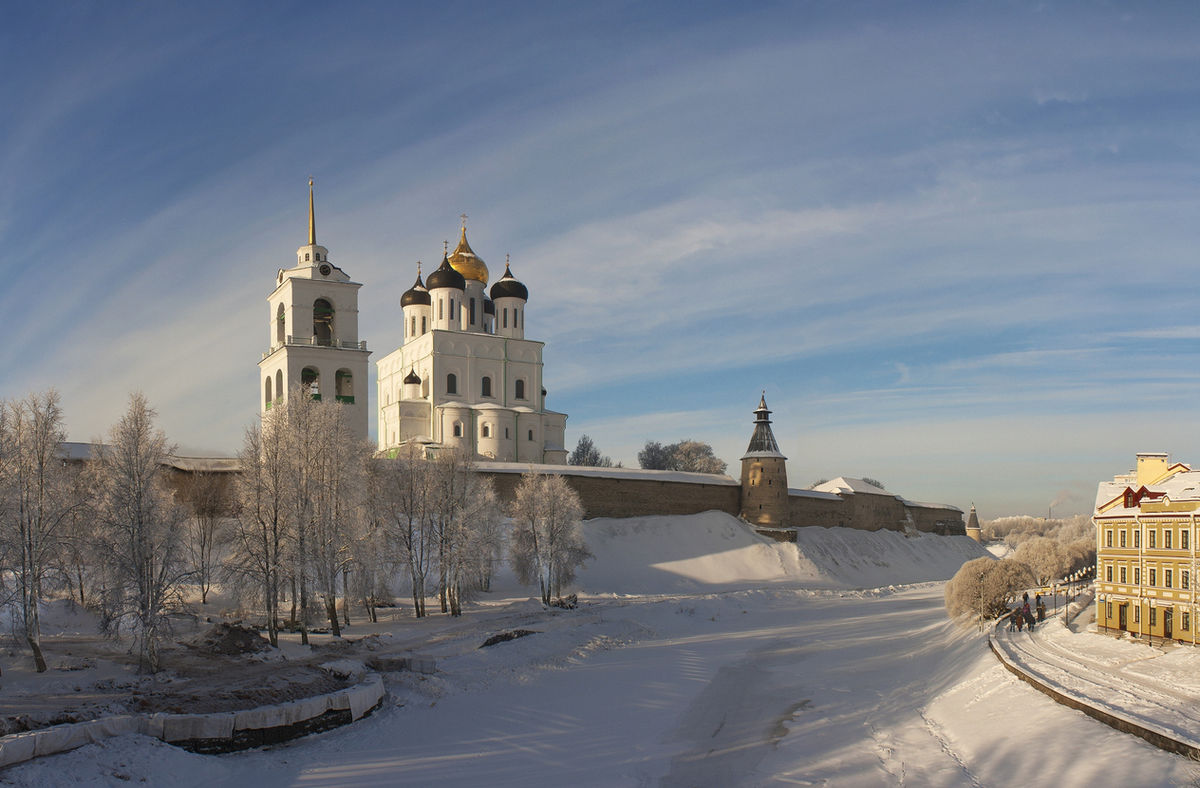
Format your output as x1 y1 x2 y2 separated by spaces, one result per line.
308 178 316 246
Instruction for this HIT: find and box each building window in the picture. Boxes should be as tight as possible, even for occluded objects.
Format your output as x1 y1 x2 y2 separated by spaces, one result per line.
410 316 416 337
1150 530 1157 549
276 303 286 344
470 298 476 325
264 377 273 408
1106 530 1113 548
1184 530 1190 550
447 373 457 395
1150 568 1157 586
421 316 427 334
482 376 492 398
450 298 455 321
1134 606 1140 623
1150 607 1157 626
528 429 534 441
1120 530 1126 548
1106 565 1112 582
1166 569 1173 588
1135 531 1140 548
1185 611 1191 631
1120 566 1127 583
515 379 526 400
503 308 508 328
505 427 510 439
275 370 283 402
1107 602 1112 620
453 422 462 438
1134 567 1140 585
1185 570 1190 590
305 252 310 261
1165 530 1172 549
482 424 491 438
421 378 429 398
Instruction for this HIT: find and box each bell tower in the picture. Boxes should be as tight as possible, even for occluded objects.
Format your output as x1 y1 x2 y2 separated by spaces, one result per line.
258 180 370 439
739 393 789 526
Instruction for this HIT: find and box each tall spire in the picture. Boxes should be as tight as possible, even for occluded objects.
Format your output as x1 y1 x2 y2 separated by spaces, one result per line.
743 392 785 458
308 178 316 246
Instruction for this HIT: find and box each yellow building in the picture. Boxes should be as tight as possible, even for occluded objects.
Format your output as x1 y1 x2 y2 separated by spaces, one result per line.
1094 452 1200 643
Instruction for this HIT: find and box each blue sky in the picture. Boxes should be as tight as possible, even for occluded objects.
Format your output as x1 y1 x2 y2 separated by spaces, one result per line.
4 2 1200 517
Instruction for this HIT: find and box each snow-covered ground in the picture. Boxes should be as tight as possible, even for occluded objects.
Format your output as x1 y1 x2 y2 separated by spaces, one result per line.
2 513 1194 786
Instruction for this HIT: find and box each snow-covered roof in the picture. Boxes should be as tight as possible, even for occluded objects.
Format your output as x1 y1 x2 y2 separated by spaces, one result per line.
1095 468 1200 516
901 499 964 513
167 456 240 473
474 461 738 486
811 477 893 496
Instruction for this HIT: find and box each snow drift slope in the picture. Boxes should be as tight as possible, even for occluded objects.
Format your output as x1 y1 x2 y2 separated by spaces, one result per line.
575 511 990 594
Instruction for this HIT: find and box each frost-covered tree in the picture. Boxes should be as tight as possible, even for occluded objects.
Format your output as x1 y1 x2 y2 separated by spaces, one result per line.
509 472 590 605
1013 536 1069 586
91 394 189 673
637 440 725 474
372 444 435 617
944 557 1033 629
568 434 613 467
0 391 82 672
228 413 291 646
179 471 229 605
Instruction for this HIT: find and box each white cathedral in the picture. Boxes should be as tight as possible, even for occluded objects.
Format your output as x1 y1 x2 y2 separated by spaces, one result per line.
259 183 567 463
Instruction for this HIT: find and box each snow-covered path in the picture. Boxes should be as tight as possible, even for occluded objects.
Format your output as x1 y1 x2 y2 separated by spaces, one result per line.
993 602 1200 749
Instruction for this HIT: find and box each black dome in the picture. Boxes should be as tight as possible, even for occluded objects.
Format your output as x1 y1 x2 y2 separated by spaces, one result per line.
403 368 421 385
401 273 431 307
489 263 528 301
483 298 495 315
426 254 465 291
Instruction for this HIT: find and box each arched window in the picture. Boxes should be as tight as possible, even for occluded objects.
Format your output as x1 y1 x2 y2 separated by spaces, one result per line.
421 378 430 398
449 298 455 321
276 303 285 344
313 299 334 345
301 367 320 399
264 377 273 408
421 316 427 334
275 370 283 402
453 422 463 438
515 379 526 400
410 315 416 338
481 423 491 438
305 252 310 262
502 309 508 328
528 429 534 441
470 298 476 325
447 373 457 395
481 376 492 398
335 369 353 403
438 299 444 320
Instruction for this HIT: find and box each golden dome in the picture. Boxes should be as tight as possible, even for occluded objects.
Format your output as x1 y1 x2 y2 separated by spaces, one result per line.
448 225 489 284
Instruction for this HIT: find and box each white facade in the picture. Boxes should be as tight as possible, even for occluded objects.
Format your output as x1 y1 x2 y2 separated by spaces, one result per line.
377 226 567 462
258 183 370 439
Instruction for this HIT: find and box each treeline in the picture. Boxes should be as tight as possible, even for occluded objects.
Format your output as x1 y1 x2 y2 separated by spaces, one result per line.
0 389 589 674
946 513 1095 628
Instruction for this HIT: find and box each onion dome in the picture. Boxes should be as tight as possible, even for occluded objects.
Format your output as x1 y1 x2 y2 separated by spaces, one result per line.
403 368 421 385
400 266 431 307
426 252 465 291
489 261 528 301
448 225 489 284
483 298 495 315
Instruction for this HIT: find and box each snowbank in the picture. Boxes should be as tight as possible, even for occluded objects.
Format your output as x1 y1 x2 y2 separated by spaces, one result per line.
576 511 990 594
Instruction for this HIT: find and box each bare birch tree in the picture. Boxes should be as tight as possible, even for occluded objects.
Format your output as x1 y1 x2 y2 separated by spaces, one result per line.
0 391 83 672
179 471 229 605
509 472 590 605
371 444 435 617
227 412 291 647
91 394 189 672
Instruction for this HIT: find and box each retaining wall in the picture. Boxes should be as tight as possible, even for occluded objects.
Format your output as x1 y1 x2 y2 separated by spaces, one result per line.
0 674 385 769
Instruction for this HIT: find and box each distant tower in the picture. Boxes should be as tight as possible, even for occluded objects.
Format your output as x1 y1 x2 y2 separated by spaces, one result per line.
740 393 789 526
966 504 982 542
258 180 370 439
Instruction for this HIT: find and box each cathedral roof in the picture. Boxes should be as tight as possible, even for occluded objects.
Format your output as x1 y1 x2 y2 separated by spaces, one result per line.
741 393 786 460
400 268 431 307
966 504 981 531
448 226 489 284
426 253 466 291
403 368 421 385
489 262 528 301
